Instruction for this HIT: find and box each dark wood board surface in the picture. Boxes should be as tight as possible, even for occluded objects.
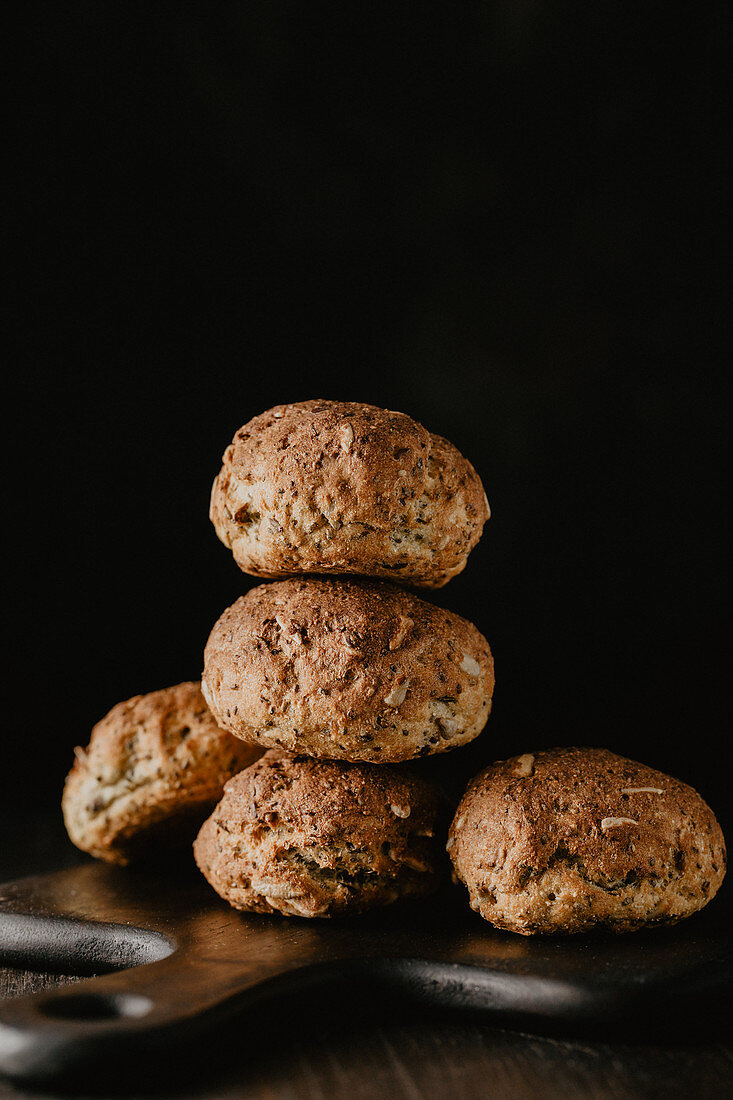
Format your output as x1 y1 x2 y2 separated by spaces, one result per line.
0 813 731 1099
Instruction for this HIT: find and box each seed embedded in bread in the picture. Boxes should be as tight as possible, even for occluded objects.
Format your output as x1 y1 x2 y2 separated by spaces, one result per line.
193 749 446 917
447 747 726 935
202 577 494 763
62 682 262 865
209 400 489 588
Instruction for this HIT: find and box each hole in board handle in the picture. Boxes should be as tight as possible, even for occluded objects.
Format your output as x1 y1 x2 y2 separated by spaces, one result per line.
40 993 153 1022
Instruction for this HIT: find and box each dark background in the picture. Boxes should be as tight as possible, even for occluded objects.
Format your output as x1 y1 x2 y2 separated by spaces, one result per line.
7 6 730 833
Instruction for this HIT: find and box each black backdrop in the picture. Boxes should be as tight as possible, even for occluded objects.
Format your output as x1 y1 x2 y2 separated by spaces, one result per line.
7 6 730 832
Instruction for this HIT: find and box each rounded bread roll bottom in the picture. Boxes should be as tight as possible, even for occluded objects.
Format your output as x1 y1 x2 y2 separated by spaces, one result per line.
209 399 490 588
62 682 262 865
202 577 494 763
194 749 446 917
447 747 726 934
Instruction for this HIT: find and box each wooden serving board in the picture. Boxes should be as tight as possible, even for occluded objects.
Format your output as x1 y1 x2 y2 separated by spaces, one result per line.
0 862 730 1084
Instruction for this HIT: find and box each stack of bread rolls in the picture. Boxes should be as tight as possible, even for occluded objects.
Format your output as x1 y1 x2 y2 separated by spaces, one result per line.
63 400 725 934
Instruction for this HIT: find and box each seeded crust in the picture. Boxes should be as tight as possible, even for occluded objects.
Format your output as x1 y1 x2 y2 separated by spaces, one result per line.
62 682 263 865
194 749 445 917
447 747 726 935
201 578 494 763
209 400 489 588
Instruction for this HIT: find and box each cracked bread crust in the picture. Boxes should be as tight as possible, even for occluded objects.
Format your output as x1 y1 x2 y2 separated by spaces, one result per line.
201 578 494 763
448 747 726 935
193 749 445 917
209 400 489 588
62 682 263 865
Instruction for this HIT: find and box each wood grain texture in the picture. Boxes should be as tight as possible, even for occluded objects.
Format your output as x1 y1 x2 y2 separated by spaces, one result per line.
0 811 731 1099
0 996 730 1100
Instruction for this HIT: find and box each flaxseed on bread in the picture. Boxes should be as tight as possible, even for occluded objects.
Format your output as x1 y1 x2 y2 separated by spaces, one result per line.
62 681 262 865
210 400 489 588
447 747 726 935
202 577 494 763
194 749 445 917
